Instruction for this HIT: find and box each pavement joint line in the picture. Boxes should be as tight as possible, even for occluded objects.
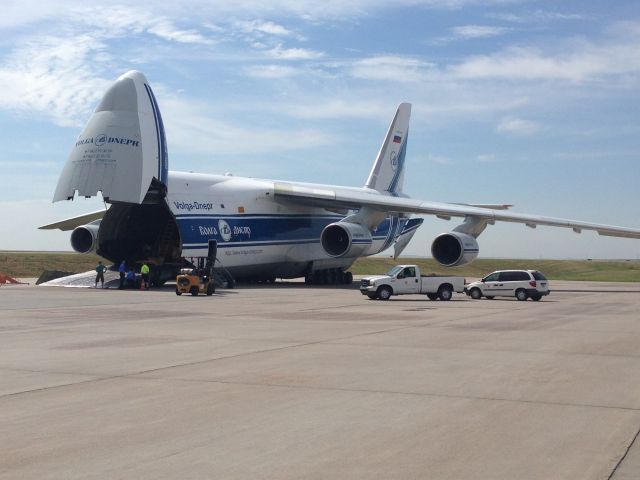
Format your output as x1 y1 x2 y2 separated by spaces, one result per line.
125 375 640 413
4 364 640 414
324 340 640 360
608 424 640 479
0 324 423 400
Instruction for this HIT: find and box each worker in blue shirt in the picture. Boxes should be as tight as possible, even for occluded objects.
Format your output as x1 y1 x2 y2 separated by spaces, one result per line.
118 260 126 289
126 269 136 289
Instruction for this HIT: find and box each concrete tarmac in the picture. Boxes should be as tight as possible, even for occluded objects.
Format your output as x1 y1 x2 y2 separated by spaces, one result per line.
1 280 640 479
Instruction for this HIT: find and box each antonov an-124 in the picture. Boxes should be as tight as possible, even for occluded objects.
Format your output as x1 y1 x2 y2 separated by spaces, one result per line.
40 71 640 284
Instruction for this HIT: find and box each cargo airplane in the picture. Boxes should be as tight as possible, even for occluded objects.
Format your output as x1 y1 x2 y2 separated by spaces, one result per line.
41 71 640 284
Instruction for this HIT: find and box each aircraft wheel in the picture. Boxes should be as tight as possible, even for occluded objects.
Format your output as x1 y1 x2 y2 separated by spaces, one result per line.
344 272 353 285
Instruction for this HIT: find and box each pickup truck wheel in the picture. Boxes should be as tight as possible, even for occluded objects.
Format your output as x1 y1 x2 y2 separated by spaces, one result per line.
367 293 377 300
426 293 438 301
377 286 392 300
438 286 453 301
469 288 482 300
515 289 528 301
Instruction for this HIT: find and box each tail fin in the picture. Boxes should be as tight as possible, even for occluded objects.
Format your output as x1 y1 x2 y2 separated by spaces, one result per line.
53 71 168 204
364 103 411 196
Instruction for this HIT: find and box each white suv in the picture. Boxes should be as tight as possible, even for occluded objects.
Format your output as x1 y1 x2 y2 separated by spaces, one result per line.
465 270 550 301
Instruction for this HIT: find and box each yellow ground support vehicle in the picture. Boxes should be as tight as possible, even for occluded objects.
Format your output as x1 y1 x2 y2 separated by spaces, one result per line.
176 241 217 297
175 268 215 296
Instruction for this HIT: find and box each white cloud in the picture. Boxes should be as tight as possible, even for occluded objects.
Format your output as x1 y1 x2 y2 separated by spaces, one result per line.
283 100 388 119
496 117 542 136
0 6 216 125
350 55 433 82
488 10 585 24
450 41 640 83
146 19 213 44
0 35 111 126
159 95 332 155
450 25 511 39
476 154 497 162
235 20 294 37
267 45 324 60
245 64 301 78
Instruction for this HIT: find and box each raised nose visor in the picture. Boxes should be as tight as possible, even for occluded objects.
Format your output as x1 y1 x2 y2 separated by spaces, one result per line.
53 70 168 204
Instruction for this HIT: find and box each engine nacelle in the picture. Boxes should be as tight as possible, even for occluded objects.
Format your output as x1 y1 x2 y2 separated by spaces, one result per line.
321 222 372 258
431 232 479 267
70 223 100 254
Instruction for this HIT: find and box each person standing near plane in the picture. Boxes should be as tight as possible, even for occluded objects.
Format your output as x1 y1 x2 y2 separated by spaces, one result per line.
95 261 106 289
126 269 136 288
140 262 150 290
118 260 126 289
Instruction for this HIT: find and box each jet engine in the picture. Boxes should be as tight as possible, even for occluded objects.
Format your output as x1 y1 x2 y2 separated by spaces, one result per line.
321 222 372 258
431 232 479 267
70 222 100 254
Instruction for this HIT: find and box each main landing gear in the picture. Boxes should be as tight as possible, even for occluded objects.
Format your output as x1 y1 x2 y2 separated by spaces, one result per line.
305 268 354 285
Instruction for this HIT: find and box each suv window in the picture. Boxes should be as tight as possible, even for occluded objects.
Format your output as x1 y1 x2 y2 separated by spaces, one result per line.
484 272 499 282
532 271 547 281
499 271 530 282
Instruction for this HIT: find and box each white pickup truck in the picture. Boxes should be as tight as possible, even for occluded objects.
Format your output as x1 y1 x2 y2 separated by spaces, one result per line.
359 265 465 301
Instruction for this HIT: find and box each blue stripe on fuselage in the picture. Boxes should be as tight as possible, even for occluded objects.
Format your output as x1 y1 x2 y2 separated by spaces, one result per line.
176 214 396 251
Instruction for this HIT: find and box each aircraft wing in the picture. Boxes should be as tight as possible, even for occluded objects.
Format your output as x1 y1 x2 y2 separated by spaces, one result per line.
39 210 107 231
274 182 640 239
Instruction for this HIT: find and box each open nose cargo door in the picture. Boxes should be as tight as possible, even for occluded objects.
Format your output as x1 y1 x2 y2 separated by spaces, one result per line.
53 70 168 204
52 71 181 270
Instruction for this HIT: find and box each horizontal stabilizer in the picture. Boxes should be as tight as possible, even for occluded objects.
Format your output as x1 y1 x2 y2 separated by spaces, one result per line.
53 70 168 204
394 218 423 258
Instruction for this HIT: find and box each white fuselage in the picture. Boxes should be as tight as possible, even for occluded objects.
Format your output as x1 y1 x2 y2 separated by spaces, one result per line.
165 171 402 278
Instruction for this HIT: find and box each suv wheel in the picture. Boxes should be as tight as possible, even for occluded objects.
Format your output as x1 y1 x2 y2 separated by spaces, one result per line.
530 294 542 301
469 288 482 300
515 289 528 301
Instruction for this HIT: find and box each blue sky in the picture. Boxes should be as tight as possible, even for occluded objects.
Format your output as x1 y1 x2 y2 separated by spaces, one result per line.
1 0 639 259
